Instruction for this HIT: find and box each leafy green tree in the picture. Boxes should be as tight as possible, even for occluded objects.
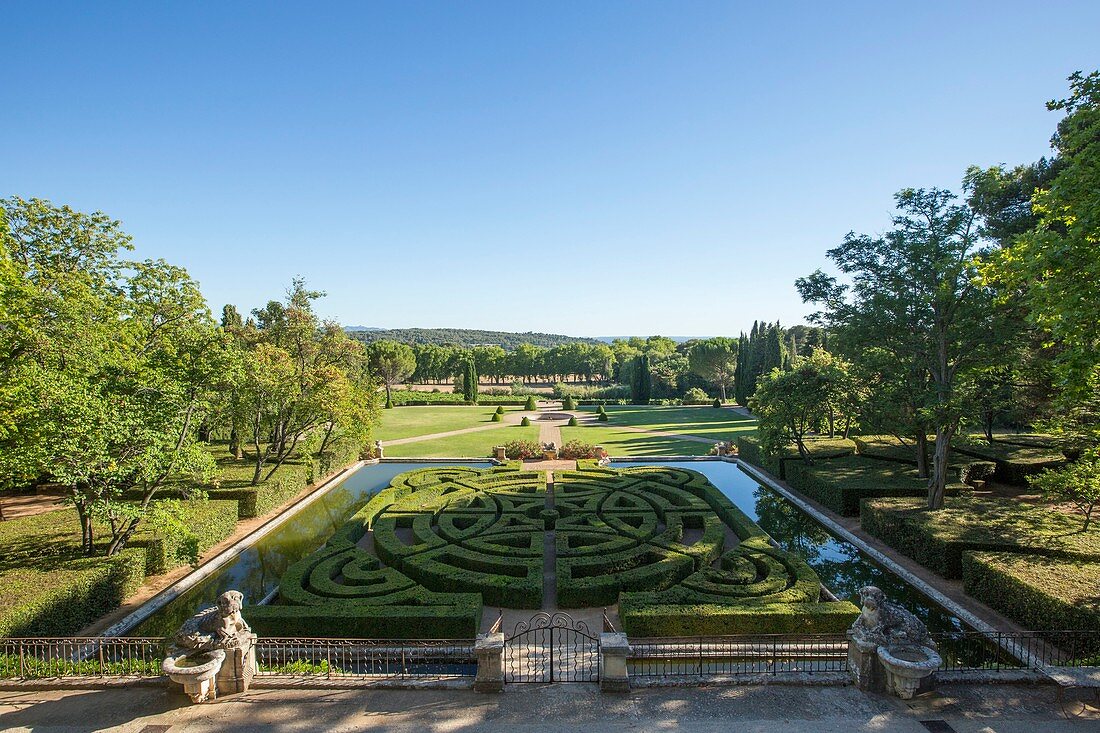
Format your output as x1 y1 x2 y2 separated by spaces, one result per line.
798 188 1005 508
367 340 416 408
689 337 738 402
982 71 1100 400
750 350 851 462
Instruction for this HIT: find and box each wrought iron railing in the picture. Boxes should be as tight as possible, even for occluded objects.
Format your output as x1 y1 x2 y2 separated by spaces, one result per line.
255 638 477 678
628 634 849 678
932 630 1100 672
0 637 165 679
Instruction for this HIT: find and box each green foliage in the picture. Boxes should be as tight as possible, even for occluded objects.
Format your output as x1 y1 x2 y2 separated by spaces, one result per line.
524 395 538 411
504 439 540 459
688 337 737 402
567 416 578 427
959 461 997 486
785 455 962 517
562 395 576 410
559 440 598 459
367 340 416 408
1029 452 1100 530
861 496 1100 578
597 411 609 422
955 436 1066 485
490 412 502 422
962 552 1100 645
596 404 606 415
349 327 599 350
257 465 854 638
462 359 479 403
681 387 710 405
520 416 532 427
713 397 722 408
495 405 505 415
630 354 651 404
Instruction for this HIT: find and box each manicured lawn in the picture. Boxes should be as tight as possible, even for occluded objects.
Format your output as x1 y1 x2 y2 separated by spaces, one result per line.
377 406 528 442
384 425 540 458
578 405 756 441
559 425 713 456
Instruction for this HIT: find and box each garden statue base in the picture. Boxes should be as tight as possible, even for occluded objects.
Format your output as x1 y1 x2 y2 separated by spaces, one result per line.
847 586 939 698
164 590 258 703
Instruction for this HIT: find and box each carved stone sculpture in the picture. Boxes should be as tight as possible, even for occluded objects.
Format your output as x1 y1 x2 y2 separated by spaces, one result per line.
163 590 257 703
847 586 941 699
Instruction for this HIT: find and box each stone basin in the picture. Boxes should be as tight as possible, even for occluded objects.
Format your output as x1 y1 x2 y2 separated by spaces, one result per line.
876 644 941 699
163 649 226 703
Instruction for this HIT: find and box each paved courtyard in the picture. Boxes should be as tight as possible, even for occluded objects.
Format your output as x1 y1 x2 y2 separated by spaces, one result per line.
0 682 1097 732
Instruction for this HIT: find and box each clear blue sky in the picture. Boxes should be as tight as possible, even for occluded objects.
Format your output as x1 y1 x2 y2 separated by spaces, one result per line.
4 2 1097 337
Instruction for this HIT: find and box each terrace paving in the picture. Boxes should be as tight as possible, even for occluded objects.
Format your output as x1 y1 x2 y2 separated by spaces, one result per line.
0 681 1094 732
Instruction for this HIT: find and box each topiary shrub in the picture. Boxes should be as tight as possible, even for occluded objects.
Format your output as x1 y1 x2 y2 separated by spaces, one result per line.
597 404 606 415
520 416 531 427
597 412 609 422
960 460 997 486
683 387 710 405
524 395 538 411
713 397 722 409
567 416 578 427
495 405 505 415
562 395 576 410
491 412 503 422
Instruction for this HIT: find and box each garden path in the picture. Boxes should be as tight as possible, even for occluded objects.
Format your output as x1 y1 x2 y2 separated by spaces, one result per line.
381 410 536 447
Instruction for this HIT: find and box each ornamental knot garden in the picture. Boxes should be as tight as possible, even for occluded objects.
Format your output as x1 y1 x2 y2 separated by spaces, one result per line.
247 464 858 638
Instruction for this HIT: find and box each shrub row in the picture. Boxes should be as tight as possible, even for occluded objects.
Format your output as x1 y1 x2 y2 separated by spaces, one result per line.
0 549 145 637
619 598 859 636
860 496 1100 578
784 455 964 517
248 597 482 638
962 551 1100 649
134 498 240 575
954 437 1066 485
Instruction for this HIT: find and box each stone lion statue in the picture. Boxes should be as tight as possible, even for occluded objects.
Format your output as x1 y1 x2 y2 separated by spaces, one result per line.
850 586 936 650
173 590 253 652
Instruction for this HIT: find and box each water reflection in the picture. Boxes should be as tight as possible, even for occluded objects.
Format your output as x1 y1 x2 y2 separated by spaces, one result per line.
616 461 966 633
133 462 490 636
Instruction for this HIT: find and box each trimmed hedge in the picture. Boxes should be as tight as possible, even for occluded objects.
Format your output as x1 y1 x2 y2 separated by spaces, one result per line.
954 437 1066 485
785 455 965 517
134 498 239 575
963 552 1100 647
248 598 481 638
620 599 859 636
0 548 145 637
861 496 1100 578
736 434 855 479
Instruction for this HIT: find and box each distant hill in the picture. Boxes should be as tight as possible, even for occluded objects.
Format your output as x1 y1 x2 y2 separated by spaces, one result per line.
346 327 601 349
594 336 709 344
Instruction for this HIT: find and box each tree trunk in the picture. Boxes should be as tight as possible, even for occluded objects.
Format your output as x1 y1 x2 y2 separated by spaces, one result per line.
915 432 930 479
719 384 727 402
229 426 242 460
927 426 955 510
983 413 994 442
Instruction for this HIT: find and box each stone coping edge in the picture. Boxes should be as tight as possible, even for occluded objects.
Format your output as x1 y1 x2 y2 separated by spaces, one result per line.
630 671 852 687
99 461 369 638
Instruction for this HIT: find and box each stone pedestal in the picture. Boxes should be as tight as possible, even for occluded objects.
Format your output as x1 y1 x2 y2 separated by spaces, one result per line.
600 632 631 693
474 632 504 693
847 631 884 692
493 446 507 461
216 634 257 695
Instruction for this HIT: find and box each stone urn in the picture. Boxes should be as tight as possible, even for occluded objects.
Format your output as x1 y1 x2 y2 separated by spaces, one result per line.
162 648 226 703
877 644 942 699
163 590 257 703
847 585 940 698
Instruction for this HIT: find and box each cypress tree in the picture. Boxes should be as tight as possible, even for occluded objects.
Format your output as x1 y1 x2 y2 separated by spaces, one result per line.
631 354 652 404
463 360 479 403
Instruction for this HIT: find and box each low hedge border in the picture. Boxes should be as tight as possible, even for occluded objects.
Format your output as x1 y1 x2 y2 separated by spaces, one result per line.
861 496 1100 578
962 551 1100 649
247 598 482 638
619 599 858 636
954 439 1066 486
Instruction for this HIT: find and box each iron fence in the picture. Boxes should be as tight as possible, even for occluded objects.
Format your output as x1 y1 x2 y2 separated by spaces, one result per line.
255 638 477 678
0 637 165 679
932 630 1100 672
628 634 850 678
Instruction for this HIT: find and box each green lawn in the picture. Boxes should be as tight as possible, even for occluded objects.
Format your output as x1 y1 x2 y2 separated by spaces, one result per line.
384 424 540 458
578 405 756 441
559 425 714 456
377 405 527 442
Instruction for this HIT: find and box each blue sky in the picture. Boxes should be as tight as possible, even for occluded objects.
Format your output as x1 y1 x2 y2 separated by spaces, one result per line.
3 2 1097 337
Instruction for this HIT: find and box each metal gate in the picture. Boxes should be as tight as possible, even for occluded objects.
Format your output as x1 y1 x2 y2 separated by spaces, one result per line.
503 612 600 683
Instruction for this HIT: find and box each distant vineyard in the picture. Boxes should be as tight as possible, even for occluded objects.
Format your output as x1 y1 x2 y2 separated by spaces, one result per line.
346 327 600 349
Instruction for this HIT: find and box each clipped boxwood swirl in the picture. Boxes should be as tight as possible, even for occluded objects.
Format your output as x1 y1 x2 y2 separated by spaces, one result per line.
248 464 858 638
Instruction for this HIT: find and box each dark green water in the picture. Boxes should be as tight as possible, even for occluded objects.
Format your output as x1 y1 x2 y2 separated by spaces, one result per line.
132 462 490 636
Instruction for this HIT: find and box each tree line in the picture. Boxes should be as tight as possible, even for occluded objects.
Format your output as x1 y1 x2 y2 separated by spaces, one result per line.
0 197 380 555
751 70 1100 512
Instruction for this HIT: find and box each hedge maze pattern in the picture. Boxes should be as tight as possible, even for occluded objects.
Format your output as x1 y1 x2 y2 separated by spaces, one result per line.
247 465 857 638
